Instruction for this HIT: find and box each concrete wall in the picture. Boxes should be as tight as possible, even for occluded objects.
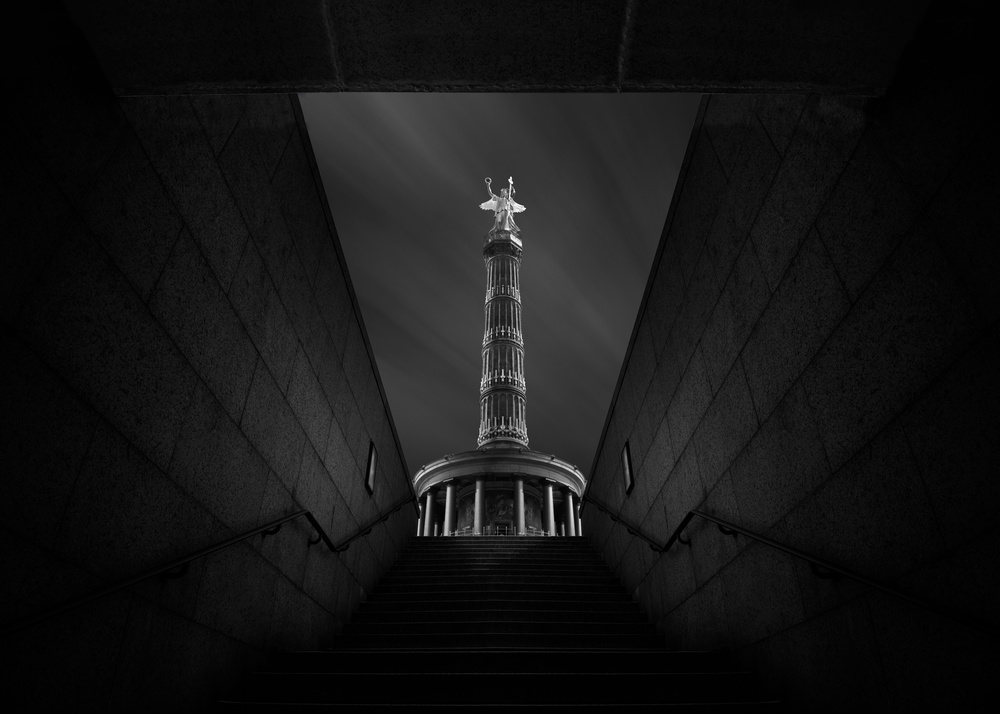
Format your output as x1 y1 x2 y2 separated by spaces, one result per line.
63 0 926 95
584 21 997 712
1 74 414 708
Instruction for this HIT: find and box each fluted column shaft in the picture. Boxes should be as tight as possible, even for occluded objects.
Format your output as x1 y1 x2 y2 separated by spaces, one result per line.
543 481 556 536
422 489 436 537
443 481 457 536
565 491 577 537
474 479 486 535
576 501 583 537
514 477 525 535
416 501 424 536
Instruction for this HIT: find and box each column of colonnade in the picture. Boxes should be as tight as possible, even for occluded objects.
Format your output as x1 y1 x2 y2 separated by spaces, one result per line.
514 477 526 535
474 479 485 534
564 490 577 537
443 481 456 536
417 478 582 536
543 481 556 535
422 488 436 537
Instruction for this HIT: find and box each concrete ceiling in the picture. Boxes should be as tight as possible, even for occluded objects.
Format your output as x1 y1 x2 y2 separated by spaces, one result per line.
61 0 929 95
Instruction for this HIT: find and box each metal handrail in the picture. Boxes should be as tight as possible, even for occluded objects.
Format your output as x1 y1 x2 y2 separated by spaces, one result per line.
4 497 413 637
330 498 413 553
587 498 665 552
585 497 998 639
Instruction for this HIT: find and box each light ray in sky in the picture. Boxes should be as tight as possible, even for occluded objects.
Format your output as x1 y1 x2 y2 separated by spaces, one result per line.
301 93 700 475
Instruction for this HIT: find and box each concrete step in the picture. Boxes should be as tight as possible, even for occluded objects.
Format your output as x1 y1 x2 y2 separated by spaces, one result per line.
373 573 624 592
358 597 641 613
368 588 633 603
352 608 646 624
329 632 664 649
406 536 589 543
224 671 775 706
396 555 603 565
219 702 781 711
398 547 602 556
219 537 779 709
376 573 621 586
265 649 740 674
388 562 611 572
344 620 654 636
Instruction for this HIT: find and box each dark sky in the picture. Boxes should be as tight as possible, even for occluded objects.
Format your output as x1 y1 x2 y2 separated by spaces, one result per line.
299 93 700 477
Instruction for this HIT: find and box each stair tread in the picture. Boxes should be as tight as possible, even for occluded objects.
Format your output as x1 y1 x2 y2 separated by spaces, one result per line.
221 539 778 707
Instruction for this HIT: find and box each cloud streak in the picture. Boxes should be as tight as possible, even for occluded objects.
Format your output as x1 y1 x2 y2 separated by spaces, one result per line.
300 92 700 476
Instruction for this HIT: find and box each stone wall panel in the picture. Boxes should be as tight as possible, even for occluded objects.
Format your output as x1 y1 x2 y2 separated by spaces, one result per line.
751 96 868 292
753 95 807 156
665 345 712 458
189 94 245 156
1 340 98 548
588 84 995 709
19 225 197 472
228 239 298 390
244 94 296 181
82 128 184 302
287 344 334 453
815 133 918 302
6 87 411 710
169 380 270 532
0 139 76 321
900 331 1000 548
123 97 249 289
700 238 770 393
150 229 258 422
241 358 306 488
704 119 781 288
692 360 758 493
219 116 296 287
925 128 1000 322
802 223 980 471
728 380 830 534
741 228 850 423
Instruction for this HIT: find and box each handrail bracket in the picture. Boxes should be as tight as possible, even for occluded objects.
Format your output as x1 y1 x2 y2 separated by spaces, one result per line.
718 524 739 539
159 562 189 581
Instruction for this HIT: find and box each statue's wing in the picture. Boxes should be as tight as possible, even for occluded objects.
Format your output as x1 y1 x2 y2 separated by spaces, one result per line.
479 198 498 211
509 198 526 213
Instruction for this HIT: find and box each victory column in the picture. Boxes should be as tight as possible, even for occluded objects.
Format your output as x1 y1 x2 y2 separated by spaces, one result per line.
412 178 586 539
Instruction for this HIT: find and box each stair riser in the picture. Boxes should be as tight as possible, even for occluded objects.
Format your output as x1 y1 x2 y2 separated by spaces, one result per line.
266 650 738 674
234 672 762 705
368 590 633 602
359 599 641 613
221 539 779 708
396 559 608 567
352 610 646 624
377 579 621 590
345 622 654 636
374 583 626 594
332 633 663 649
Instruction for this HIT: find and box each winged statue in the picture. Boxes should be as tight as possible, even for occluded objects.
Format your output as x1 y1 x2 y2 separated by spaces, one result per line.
480 176 526 232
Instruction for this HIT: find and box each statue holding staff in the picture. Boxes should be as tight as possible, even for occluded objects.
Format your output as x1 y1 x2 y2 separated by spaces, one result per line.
480 176 526 232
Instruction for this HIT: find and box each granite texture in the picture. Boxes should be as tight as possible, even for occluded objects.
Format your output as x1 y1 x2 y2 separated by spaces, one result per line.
588 76 997 709
4 86 412 709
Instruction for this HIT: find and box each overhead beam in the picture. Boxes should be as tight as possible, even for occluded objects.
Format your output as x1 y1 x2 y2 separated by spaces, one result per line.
61 0 929 96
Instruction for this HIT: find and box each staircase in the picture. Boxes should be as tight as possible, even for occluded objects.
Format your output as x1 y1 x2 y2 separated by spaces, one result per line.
220 537 779 709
